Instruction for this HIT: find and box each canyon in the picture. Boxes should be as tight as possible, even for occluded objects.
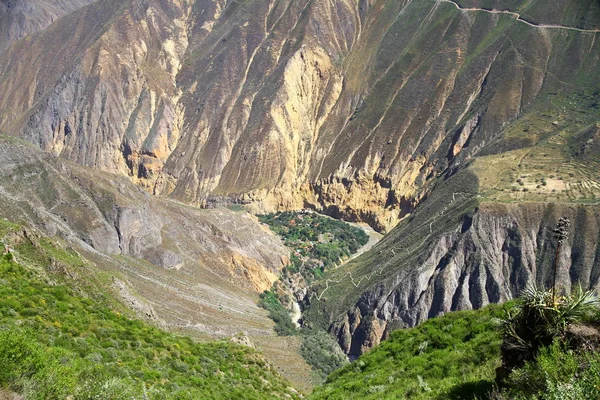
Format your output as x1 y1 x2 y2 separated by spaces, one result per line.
0 0 599 384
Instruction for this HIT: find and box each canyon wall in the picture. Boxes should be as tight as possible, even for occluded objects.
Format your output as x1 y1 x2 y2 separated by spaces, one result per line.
1 0 598 231
331 201 600 356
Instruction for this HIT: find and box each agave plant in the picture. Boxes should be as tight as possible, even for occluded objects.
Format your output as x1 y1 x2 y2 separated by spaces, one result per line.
499 285 600 375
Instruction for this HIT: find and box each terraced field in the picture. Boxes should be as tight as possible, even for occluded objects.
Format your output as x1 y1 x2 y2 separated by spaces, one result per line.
471 92 600 204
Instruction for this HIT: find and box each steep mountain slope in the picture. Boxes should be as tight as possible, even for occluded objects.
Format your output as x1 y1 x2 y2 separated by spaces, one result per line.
0 136 287 296
0 136 316 390
1 0 598 232
309 304 509 399
0 0 97 52
303 109 600 356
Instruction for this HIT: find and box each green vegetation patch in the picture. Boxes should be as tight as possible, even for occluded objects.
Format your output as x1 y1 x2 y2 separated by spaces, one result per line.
299 330 348 381
258 290 298 337
257 288 349 382
495 285 600 399
257 212 365 381
310 284 600 400
0 224 298 399
500 341 600 399
258 211 369 281
310 304 510 400
303 170 481 331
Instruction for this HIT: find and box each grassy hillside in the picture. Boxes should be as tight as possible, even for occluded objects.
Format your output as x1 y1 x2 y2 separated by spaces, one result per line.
309 296 600 400
309 304 509 400
0 136 316 392
472 91 600 204
0 220 298 399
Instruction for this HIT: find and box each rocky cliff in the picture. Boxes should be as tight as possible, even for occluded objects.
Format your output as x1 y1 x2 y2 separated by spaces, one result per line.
335 202 600 356
1 0 598 232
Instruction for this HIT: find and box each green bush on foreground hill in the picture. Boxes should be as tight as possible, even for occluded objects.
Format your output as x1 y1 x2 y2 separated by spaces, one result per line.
499 285 599 372
0 224 298 399
495 285 600 400
309 304 510 400
310 286 600 400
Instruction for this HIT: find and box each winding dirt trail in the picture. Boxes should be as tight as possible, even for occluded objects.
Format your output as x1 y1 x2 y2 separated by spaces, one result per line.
309 223 385 302
440 0 600 33
310 192 474 301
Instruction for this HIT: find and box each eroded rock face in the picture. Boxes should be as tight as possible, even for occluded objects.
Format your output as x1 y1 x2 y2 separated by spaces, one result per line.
1 0 598 232
328 203 600 356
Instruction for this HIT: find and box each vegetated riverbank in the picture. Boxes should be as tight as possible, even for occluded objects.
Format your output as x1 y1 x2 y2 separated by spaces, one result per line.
257 211 378 383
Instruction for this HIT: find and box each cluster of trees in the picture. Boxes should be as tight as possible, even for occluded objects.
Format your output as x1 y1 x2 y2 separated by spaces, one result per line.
258 289 349 381
257 211 367 380
259 211 369 281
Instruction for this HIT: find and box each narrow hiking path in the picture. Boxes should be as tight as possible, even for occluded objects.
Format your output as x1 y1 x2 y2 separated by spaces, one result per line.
440 0 600 33
311 192 475 302
310 223 385 302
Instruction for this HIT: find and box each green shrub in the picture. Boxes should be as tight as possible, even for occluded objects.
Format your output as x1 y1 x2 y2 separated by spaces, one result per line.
493 285 600 400
258 290 298 336
0 329 44 386
499 285 600 371
502 342 600 400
